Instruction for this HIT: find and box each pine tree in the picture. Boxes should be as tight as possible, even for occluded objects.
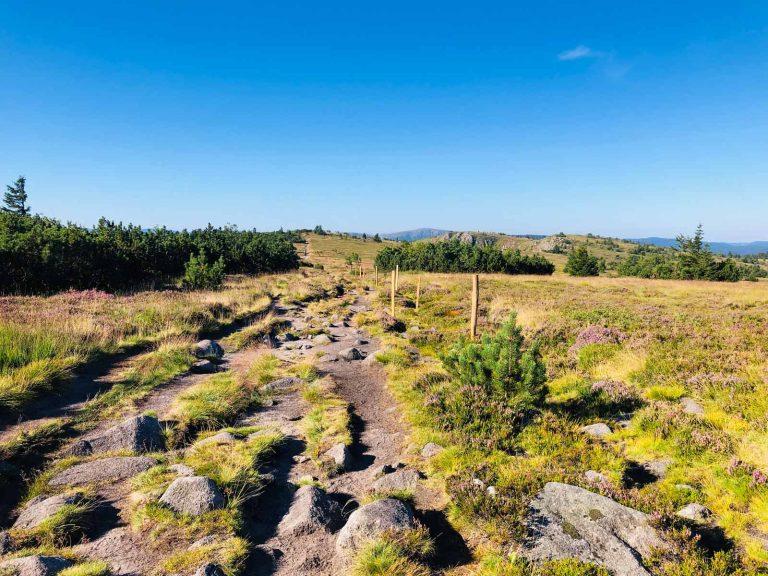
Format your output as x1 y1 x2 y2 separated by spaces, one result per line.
564 246 599 276
3 176 30 215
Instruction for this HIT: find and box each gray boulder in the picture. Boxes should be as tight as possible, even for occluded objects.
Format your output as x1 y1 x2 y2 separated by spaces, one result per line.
0 556 71 576
192 360 221 374
278 485 341 536
580 423 612 438
170 463 195 477
160 476 224 516
680 397 704 416
339 347 364 361
87 414 165 454
49 456 155 486
372 468 421 493
68 440 93 457
263 377 302 392
336 498 416 557
323 443 351 471
523 482 666 576
584 470 608 484
313 334 334 345
641 458 673 479
676 503 713 523
421 442 444 458
13 493 85 530
193 339 224 361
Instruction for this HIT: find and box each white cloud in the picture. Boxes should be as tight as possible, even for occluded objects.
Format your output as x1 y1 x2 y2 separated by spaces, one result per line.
557 45 601 61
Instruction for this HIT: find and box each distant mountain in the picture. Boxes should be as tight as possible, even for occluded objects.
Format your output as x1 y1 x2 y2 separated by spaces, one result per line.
631 237 768 256
382 228 450 242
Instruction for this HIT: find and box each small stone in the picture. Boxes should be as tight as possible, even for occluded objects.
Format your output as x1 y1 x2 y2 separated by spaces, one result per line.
339 347 364 361
159 476 225 516
420 442 444 458
193 564 225 576
676 503 713 523
486 486 498 497
188 535 219 550
293 455 310 464
584 470 608 484
192 360 220 374
313 334 334 345
680 397 704 416
372 468 421 493
323 443 351 471
194 431 237 447
580 423 612 438
263 377 302 392
170 463 196 477
641 458 673 479
192 339 224 361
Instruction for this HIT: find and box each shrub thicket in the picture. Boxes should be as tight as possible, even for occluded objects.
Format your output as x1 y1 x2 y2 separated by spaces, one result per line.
0 212 299 294
374 240 554 275
181 251 226 290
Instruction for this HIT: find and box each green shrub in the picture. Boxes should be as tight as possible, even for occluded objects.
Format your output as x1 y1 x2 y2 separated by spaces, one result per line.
431 313 546 449
181 251 226 290
564 247 600 277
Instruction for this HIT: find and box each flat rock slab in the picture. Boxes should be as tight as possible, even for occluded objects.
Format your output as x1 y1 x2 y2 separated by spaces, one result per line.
580 423 612 438
523 482 665 576
13 493 84 530
49 456 155 487
278 485 341 536
75 527 148 576
336 498 415 557
372 468 421 493
0 556 71 576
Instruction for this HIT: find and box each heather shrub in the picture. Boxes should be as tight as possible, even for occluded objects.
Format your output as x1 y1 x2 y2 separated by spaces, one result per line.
570 325 626 353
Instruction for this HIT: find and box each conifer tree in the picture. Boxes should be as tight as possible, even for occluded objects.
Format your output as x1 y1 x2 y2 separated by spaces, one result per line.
3 176 29 215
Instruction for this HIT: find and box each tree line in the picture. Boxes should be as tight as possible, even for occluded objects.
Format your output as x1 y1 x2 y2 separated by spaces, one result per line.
0 177 299 293
374 239 555 275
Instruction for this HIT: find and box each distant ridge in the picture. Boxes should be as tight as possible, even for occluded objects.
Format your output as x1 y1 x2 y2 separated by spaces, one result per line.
382 228 450 241
630 237 768 256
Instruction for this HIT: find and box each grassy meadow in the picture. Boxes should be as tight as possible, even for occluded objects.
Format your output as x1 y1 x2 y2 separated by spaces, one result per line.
353 268 768 573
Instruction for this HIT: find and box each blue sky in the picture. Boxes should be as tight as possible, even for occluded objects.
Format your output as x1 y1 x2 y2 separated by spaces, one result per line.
1 2 767 240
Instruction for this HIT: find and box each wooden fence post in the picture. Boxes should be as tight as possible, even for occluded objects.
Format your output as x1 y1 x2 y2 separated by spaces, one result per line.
359 262 363 277
374 266 378 286
390 270 396 317
470 274 479 340
416 276 421 311
395 265 399 290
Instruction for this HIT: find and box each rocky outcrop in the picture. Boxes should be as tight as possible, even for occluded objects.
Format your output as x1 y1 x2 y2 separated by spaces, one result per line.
49 456 155 486
336 498 416 557
523 482 665 576
86 414 165 454
278 485 341 536
159 476 225 516
192 339 224 361
13 493 86 530
0 556 71 576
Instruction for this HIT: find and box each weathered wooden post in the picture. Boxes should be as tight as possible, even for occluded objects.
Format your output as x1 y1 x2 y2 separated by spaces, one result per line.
470 274 479 340
390 270 396 317
395 265 400 290
374 266 378 286
359 262 363 277
415 275 421 311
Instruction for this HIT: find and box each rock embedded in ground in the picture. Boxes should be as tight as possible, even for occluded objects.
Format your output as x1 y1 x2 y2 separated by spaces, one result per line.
336 498 416 557
580 423 612 438
263 377 302 392
50 456 155 486
278 485 341 536
192 359 221 374
339 347 364 361
68 440 93 457
641 458 673 479
378 312 406 333
87 414 165 454
584 470 608 484
421 442 444 458
313 333 334 345
0 556 72 576
372 468 421 493
170 463 195 477
13 493 86 530
523 482 665 576
193 339 224 361
194 431 237 447
193 564 226 576
680 397 704 416
159 476 225 516
323 443 351 471
676 503 713 523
